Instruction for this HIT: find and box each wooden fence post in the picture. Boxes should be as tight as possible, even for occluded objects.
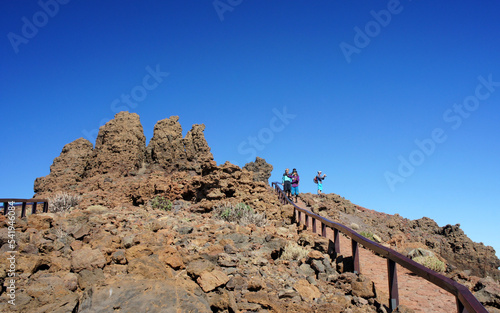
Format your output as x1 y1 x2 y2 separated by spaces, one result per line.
352 239 360 274
21 202 27 218
388 259 400 312
456 298 466 313
334 228 340 254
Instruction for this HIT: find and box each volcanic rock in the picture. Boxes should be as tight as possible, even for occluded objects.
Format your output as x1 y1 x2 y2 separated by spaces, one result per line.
243 156 274 184
90 111 146 176
34 138 93 194
148 116 213 174
78 279 211 312
183 124 213 164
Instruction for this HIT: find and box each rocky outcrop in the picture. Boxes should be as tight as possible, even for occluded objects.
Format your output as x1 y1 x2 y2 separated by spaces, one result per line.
35 112 216 198
439 224 500 280
147 116 213 174
89 111 146 176
183 124 213 164
34 138 93 194
243 156 273 184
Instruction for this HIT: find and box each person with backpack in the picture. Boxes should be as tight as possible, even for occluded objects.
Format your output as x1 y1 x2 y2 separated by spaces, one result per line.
282 168 293 200
314 170 327 194
290 168 300 202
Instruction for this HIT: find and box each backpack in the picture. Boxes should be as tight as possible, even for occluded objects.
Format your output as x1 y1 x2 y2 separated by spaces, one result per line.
313 176 318 184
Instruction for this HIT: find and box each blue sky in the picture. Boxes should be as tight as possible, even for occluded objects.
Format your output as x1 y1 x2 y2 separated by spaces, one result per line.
1 1 499 257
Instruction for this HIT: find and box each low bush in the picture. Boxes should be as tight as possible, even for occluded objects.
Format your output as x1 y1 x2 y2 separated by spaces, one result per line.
213 202 267 227
280 243 310 261
150 196 172 211
413 256 446 272
360 231 375 241
48 192 81 213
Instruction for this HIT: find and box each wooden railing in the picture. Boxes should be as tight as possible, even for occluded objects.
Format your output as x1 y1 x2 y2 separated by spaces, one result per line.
0 198 49 218
272 182 487 313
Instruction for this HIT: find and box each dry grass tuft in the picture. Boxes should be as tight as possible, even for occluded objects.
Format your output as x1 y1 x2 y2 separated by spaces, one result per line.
48 192 81 213
213 202 267 227
413 256 446 272
280 242 310 261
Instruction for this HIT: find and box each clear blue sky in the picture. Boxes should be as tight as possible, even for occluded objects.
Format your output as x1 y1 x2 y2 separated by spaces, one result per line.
1 1 499 257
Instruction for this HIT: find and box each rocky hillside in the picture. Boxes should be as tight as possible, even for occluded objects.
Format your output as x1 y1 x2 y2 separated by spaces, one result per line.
2 111 498 312
299 193 500 281
0 202 395 312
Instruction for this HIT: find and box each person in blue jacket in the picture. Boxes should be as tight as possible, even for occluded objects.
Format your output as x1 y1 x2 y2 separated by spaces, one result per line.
282 168 293 199
315 170 327 194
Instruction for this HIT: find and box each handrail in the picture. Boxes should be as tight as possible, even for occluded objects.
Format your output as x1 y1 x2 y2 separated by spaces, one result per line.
271 182 487 313
0 198 49 218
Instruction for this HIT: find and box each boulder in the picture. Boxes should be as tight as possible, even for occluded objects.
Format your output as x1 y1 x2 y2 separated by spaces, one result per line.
70 246 106 272
243 157 273 184
197 269 230 292
293 279 321 302
78 279 211 312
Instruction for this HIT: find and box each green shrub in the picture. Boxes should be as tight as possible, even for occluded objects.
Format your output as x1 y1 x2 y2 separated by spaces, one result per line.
413 256 446 272
150 196 172 211
213 202 267 227
48 192 81 213
280 243 310 261
360 231 374 241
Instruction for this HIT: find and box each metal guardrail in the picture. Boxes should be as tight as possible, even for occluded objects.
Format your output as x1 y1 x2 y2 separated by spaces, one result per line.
272 182 487 313
0 198 49 218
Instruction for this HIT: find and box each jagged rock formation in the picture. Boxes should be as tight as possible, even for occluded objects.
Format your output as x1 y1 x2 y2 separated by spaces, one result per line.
183 124 212 165
89 111 146 176
35 112 215 199
34 112 283 217
34 138 93 193
147 116 213 173
243 156 273 183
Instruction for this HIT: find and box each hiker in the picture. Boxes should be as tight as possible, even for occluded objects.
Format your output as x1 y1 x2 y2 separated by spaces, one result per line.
314 171 327 194
282 168 293 199
290 168 300 202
